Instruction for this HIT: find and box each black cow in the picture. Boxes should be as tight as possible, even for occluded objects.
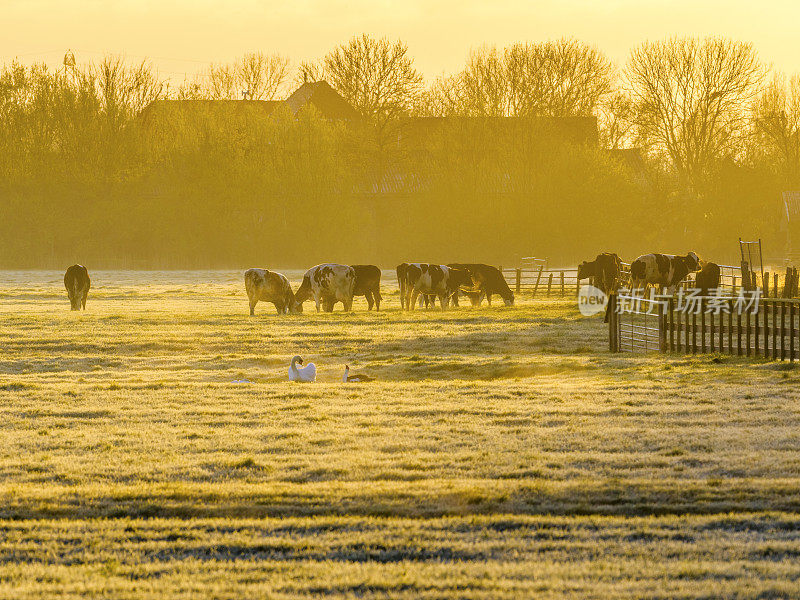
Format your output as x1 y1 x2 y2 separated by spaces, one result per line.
447 263 514 306
577 253 622 294
695 262 721 295
352 264 382 310
64 264 90 310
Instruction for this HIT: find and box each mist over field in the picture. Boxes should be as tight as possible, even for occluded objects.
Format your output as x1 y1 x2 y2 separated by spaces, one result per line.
5 9 800 598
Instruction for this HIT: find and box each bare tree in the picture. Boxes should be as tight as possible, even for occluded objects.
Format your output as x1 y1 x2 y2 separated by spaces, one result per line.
751 72 800 184
625 37 765 188
323 34 424 125
237 52 289 100
506 39 614 117
422 39 613 118
94 56 164 129
206 62 237 100
599 91 637 149
295 60 326 87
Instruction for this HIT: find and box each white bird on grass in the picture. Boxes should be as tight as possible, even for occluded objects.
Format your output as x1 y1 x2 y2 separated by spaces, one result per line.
343 364 373 383
289 355 316 382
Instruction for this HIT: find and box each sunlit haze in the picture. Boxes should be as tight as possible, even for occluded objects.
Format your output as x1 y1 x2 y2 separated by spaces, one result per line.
4 0 800 85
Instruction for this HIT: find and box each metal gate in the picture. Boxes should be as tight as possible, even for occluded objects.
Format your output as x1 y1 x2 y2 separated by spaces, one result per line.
608 293 666 353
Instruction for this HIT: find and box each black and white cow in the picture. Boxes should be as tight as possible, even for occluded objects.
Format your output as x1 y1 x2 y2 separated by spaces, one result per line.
294 263 356 312
630 252 701 293
244 268 300 315
403 263 470 310
64 264 90 310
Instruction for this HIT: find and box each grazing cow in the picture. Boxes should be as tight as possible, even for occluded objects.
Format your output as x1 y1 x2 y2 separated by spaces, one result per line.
630 252 701 293
352 264 382 310
447 263 514 307
64 264 90 310
244 268 300 315
295 263 356 312
695 261 721 295
403 263 470 310
577 253 622 294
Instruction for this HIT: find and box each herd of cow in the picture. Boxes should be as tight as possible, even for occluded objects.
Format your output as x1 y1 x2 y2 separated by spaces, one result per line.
62 252 719 313
63 262 515 313
577 251 721 295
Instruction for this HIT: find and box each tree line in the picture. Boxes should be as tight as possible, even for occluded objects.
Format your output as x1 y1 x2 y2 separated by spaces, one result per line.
0 35 797 268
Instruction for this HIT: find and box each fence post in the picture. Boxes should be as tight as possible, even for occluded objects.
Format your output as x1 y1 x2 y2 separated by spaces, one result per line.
515 269 521 295
560 271 565 296
789 302 795 362
728 300 734 354
659 300 667 352
547 273 553 296
765 272 770 298
773 301 778 360
533 265 543 297
746 307 751 357
608 294 618 352
741 260 752 291
764 298 770 359
669 297 675 352
774 273 780 298
699 300 705 353
781 302 787 361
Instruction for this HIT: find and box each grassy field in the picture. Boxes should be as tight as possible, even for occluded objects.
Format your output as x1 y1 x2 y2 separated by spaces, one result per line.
2 270 800 598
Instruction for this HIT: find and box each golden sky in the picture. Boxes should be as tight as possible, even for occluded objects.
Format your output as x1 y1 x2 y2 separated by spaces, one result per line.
4 0 799 87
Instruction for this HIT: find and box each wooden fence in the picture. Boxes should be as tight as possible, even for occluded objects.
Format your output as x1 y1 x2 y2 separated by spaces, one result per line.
608 292 800 361
500 266 580 298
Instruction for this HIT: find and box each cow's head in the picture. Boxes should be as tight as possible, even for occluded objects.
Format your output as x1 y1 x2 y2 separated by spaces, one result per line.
503 293 514 307
685 251 701 272
448 268 471 290
577 260 596 280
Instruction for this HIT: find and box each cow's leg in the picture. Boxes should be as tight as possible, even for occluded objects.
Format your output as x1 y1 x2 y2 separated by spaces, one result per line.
375 290 381 311
314 293 321 312
249 297 257 316
366 291 374 310
439 292 448 310
275 301 285 314
81 289 88 310
409 289 420 311
344 295 354 312
486 293 492 307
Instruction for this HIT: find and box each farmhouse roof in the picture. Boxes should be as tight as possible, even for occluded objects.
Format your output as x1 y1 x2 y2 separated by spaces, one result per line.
284 81 361 121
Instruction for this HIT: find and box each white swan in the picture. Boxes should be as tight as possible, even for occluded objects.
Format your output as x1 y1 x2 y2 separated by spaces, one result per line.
289 355 316 382
343 364 373 383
